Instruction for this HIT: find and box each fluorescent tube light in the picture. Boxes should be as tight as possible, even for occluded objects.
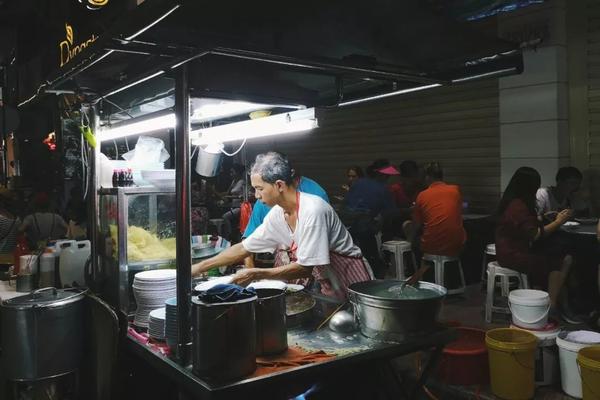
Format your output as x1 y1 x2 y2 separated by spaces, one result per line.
451 67 517 83
192 108 317 145
339 84 442 107
99 113 176 141
191 100 286 123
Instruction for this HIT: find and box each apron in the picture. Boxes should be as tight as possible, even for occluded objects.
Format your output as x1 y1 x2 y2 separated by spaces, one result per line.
282 192 372 300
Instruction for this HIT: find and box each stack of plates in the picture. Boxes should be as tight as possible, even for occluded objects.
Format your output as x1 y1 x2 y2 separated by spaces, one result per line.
148 307 166 340
133 269 176 328
165 297 178 347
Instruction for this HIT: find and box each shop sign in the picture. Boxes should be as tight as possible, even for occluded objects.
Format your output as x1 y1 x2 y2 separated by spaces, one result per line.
59 23 98 67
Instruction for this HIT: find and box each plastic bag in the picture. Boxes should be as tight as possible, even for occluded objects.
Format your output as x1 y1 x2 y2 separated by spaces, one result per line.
122 136 170 165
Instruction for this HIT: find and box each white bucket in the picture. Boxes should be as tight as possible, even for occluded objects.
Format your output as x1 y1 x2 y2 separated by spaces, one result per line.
509 289 550 330
556 330 600 398
195 143 223 177
511 324 560 386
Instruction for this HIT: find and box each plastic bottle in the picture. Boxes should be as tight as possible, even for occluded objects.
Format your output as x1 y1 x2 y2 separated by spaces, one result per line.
13 234 29 276
118 170 125 187
112 169 119 187
39 251 56 288
126 168 133 186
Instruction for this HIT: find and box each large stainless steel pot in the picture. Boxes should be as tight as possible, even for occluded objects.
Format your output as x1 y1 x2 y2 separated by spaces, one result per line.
1 287 87 381
191 295 257 381
255 288 287 355
348 280 446 342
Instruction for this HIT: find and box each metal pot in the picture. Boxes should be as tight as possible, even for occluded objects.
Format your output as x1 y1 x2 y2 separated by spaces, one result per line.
191 295 257 380
255 288 287 355
348 280 446 342
1 287 87 381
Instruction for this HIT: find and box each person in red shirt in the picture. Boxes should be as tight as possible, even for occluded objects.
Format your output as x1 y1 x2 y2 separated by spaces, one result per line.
495 166 573 313
404 162 466 258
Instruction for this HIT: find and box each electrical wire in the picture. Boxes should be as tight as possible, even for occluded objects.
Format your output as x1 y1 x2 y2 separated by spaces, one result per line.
219 138 247 157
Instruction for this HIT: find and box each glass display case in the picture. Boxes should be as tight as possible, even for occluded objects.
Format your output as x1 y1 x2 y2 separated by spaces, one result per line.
98 187 176 316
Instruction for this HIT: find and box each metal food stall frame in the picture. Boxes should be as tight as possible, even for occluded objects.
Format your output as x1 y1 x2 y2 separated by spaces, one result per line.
26 0 525 397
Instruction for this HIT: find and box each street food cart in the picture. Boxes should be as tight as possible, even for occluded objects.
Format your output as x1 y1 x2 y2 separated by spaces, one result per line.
27 0 523 397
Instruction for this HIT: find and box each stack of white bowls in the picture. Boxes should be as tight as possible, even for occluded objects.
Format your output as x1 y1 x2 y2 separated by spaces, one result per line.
132 269 176 328
165 297 178 347
148 307 166 340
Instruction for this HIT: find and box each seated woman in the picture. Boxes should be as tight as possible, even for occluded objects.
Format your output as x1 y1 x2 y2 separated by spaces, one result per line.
495 167 574 320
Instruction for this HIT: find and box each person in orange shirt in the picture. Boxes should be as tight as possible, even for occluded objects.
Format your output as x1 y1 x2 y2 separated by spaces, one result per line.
404 162 466 260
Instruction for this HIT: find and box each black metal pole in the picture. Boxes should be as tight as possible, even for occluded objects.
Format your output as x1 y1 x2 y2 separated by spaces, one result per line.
174 64 192 365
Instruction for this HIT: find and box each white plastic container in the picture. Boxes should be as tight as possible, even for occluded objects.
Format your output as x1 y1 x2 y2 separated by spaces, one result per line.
509 289 550 330
511 323 560 386
59 240 91 287
556 330 600 398
39 252 56 288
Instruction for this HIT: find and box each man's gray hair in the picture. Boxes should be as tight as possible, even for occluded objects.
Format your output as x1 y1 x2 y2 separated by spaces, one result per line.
250 152 293 184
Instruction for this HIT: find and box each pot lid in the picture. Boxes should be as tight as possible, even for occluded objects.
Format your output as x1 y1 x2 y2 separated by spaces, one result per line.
2 287 86 308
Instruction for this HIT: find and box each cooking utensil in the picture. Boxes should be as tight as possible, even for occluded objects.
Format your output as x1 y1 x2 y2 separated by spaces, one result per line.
1 287 87 380
328 310 357 333
401 263 430 290
285 291 316 328
191 295 257 380
348 280 446 342
315 301 348 331
255 288 287 355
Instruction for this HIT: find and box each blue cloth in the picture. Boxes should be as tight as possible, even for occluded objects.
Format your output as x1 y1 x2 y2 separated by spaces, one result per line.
344 178 395 216
243 176 329 237
197 284 256 303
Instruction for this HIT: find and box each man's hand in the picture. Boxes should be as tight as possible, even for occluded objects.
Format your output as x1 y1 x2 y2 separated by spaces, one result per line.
555 209 573 225
231 268 261 287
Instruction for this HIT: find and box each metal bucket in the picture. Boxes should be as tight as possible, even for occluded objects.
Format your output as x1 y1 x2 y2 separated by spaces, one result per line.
191 295 257 380
255 288 287 355
348 280 446 342
194 143 223 177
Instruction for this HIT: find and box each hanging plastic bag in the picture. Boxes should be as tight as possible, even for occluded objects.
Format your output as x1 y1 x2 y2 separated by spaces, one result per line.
239 201 252 234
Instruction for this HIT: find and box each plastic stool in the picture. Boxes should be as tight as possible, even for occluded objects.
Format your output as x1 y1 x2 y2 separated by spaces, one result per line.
209 218 225 236
485 261 529 323
381 240 416 280
480 243 496 282
422 253 466 295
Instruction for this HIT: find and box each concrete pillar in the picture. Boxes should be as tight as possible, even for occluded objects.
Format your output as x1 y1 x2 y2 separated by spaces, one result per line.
498 0 569 189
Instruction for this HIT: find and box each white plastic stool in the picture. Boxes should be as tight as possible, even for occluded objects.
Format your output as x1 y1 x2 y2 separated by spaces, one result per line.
209 218 225 236
480 243 496 282
485 261 529 323
381 240 416 280
422 253 466 295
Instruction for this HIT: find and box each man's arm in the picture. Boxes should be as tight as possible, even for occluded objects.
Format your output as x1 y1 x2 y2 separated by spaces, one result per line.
231 262 312 286
191 243 251 276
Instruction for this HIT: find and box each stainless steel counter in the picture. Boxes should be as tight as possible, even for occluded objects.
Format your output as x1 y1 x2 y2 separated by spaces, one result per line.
124 312 456 399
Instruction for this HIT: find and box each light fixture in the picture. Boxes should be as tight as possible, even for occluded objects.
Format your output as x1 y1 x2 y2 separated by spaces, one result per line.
339 84 442 107
191 108 317 146
98 113 175 141
190 99 302 123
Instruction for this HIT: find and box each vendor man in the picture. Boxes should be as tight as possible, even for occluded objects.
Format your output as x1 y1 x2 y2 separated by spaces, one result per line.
192 152 372 299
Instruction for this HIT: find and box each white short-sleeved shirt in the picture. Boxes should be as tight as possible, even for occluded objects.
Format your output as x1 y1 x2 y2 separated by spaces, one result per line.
242 192 361 266
536 187 586 215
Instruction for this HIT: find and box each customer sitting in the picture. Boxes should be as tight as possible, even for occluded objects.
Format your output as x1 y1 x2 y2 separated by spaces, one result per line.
536 166 585 217
342 159 397 278
403 162 466 259
495 167 573 320
20 192 68 249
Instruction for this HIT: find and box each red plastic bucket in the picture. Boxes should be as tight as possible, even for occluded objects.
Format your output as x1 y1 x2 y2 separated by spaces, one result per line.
436 327 489 386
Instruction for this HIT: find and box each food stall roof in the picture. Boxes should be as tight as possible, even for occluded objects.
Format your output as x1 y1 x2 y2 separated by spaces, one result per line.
33 0 522 108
